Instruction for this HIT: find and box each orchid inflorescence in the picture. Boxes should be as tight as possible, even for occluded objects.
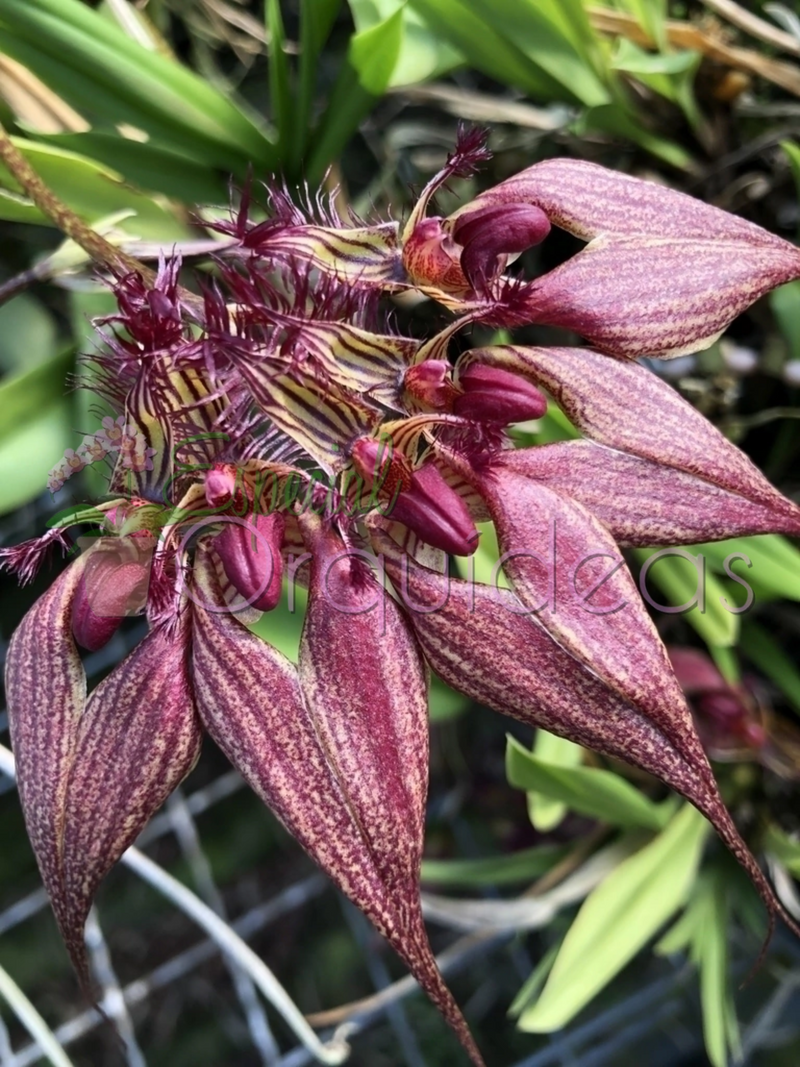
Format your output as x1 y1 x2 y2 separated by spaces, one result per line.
4 127 800 1065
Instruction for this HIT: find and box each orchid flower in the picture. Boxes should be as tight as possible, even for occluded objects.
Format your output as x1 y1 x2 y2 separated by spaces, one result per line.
4 130 800 1065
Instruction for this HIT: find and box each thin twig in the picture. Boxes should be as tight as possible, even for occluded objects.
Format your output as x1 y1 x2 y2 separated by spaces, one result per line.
0 120 206 315
165 791 281 1066
722 407 800 432
0 121 155 282
699 0 800 56
83 910 147 1067
588 6 800 96
0 964 77 1067
307 834 621 1028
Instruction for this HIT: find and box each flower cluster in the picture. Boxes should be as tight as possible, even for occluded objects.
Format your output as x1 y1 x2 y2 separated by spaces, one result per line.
4 129 800 1065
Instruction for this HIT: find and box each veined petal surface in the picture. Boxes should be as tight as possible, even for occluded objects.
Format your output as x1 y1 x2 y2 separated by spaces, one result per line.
191 545 484 1066
469 345 800 527
449 161 800 357
5 557 88 954
60 612 202 980
500 441 800 546
374 529 797 939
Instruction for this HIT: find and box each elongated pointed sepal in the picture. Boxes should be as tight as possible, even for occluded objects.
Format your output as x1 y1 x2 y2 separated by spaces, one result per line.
470 459 704 763
466 345 800 533
6 559 201 992
449 160 800 356
5 558 88 969
373 528 798 940
296 514 483 1065
191 545 484 1065
59 614 202 983
502 441 800 545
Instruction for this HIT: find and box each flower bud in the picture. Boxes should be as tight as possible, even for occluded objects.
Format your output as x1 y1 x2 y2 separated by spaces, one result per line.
72 547 151 651
351 438 478 556
404 361 458 411
450 203 550 293
453 364 548 424
205 464 238 510
214 513 285 612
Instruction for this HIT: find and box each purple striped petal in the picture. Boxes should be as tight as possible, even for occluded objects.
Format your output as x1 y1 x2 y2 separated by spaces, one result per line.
467 345 800 528
500 440 800 546
5 558 87 969
5 555 201 989
467 459 701 761
191 544 484 1066
449 160 800 357
59 614 202 982
373 527 798 939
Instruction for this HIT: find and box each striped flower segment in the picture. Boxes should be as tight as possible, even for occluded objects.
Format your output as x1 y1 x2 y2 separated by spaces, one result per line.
4 127 800 1063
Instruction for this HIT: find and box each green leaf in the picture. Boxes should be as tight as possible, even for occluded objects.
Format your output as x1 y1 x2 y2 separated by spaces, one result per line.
0 0 275 171
450 0 610 105
0 399 73 513
739 621 800 713
454 520 508 588
421 844 569 888
509 942 562 1017
429 672 470 722
506 736 671 831
781 141 800 205
267 0 293 161
614 0 668 50
612 38 698 75
407 0 595 104
294 0 341 167
518 804 708 1032
527 731 583 832
349 0 462 86
0 138 190 239
693 534 800 603
763 823 800 878
0 293 58 374
306 9 403 182
0 347 73 442
657 869 741 1067
247 581 307 662
770 279 800 362
634 547 739 648
38 132 226 205
577 104 694 170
